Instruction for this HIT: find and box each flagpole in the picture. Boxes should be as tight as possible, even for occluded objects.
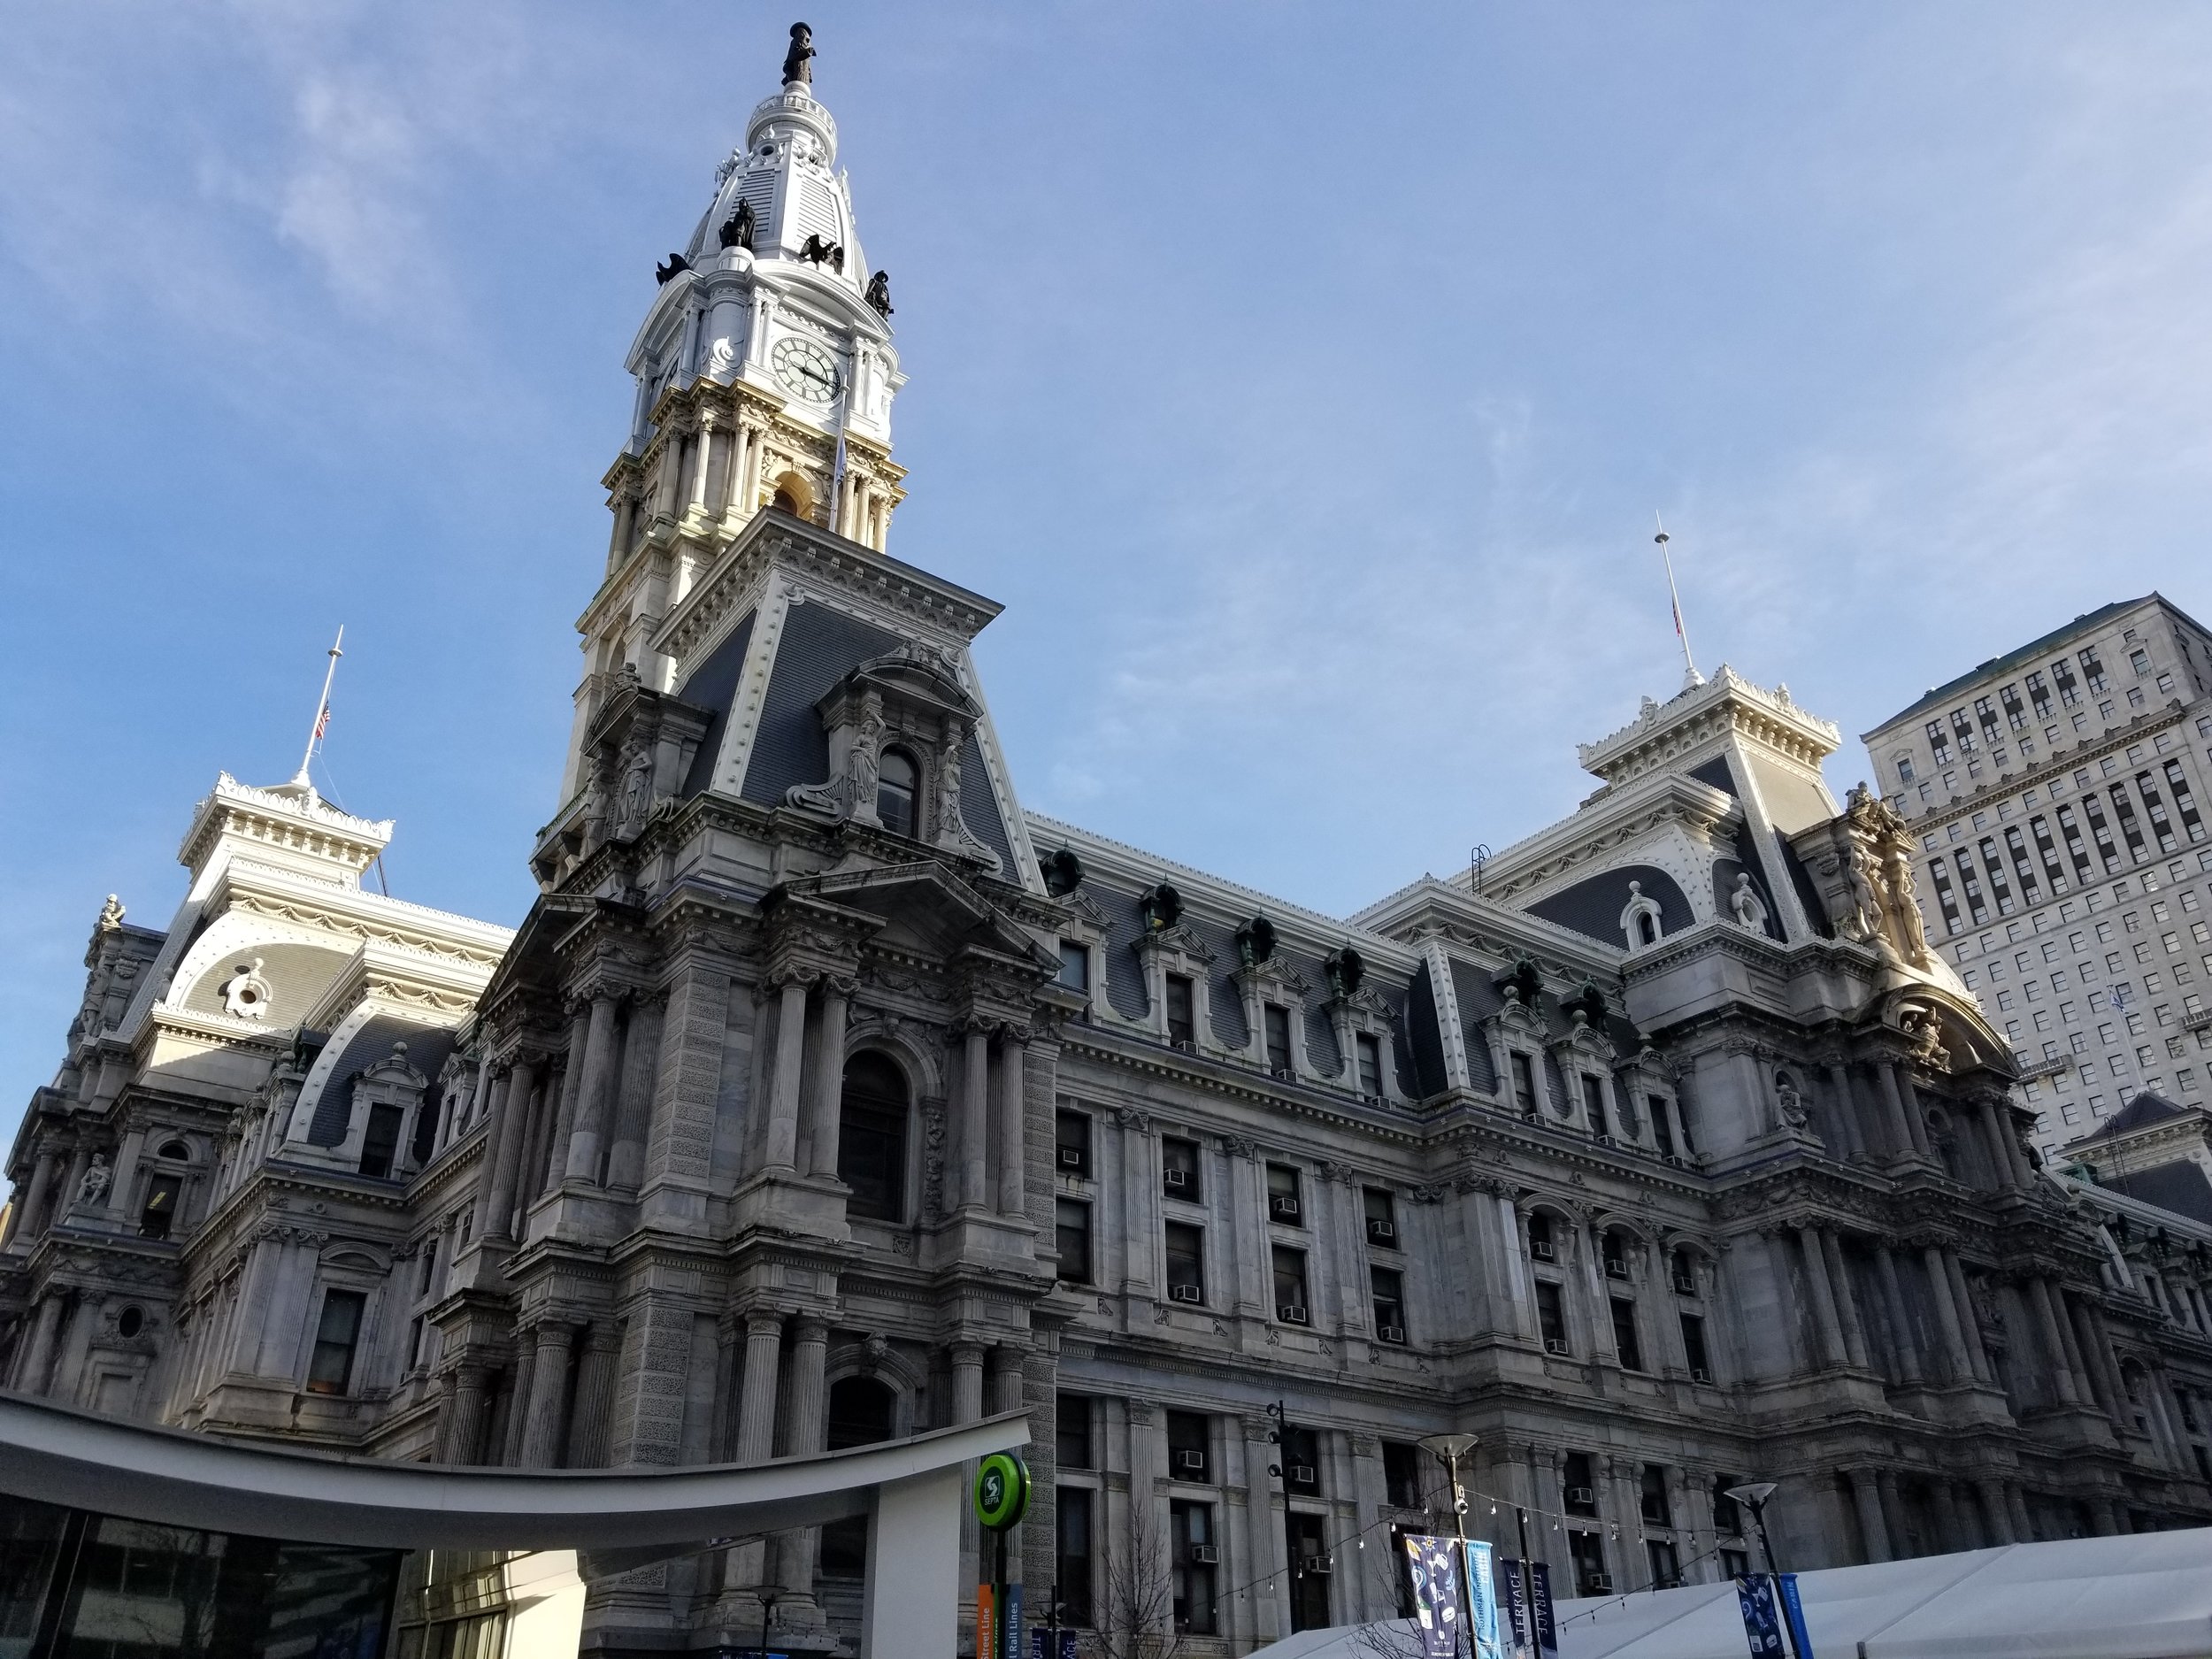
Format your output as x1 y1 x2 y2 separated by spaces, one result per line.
1655 515 1701 690
295 626 344 787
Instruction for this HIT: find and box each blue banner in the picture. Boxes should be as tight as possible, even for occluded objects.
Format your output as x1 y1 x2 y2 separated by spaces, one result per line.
1000 1583 1024 1659
1403 1534 1462 1659
1030 1633 1078 1659
1499 1557 1530 1658
1776 1572 1814 1658
1736 1575 1786 1658
1529 1561 1555 1655
1461 1540 1503 1659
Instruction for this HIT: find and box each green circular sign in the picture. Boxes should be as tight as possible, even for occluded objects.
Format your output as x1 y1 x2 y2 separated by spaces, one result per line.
973 1452 1031 1532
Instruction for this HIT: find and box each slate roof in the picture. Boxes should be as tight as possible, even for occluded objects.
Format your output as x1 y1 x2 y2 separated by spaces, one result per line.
2104 1162 2212 1228
1865 597 2146 734
2074 1091 2193 1145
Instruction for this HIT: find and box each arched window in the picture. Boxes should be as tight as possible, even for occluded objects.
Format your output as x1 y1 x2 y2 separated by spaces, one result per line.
876 747 918 837
839 1052 910 1222
826 1375 896 1450
1638 911 1657 946
772 486 800 512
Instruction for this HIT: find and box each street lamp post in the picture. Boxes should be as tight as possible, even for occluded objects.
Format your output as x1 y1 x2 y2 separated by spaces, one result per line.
756 1590 780 1659
1723 1483 1799 1659
1417 1433 1480 1659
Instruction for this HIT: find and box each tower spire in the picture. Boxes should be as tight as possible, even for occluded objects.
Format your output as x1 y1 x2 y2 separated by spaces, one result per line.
1655 514 1702 692
292 626 344 790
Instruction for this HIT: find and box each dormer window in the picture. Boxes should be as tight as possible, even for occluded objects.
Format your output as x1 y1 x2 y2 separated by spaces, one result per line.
876 747 918 835
1165 974 1196 1046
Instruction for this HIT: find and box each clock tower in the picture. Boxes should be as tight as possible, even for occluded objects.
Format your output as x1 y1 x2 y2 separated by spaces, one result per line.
563 24 906 803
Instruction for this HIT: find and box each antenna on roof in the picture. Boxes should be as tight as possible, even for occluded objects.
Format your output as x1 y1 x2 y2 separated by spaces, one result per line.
291 626 345 790
1655 514 1703 692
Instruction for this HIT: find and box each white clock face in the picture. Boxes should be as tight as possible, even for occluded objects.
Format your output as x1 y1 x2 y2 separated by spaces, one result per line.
772 335 842 403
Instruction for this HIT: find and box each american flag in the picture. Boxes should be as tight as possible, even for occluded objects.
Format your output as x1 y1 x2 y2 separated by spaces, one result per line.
313 702 331 742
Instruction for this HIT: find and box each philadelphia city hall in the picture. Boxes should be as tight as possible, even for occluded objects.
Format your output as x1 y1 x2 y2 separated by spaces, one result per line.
5 27 2210 1659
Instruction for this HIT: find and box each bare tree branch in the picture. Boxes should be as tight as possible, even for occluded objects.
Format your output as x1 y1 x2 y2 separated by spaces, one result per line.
1082 1500 1183 1659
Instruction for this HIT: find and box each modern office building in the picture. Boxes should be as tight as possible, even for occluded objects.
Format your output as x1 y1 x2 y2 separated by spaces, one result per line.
7 29 2212 1659
1860 595 2212 1165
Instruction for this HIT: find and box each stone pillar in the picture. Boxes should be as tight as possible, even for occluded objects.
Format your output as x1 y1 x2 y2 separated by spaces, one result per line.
2073 1299 2128 1428
736 1313 786 1461
2030 1278 2086 1408
1928 1481 1964 1550
2089 1498 2120 1537
1823 1230 1872 1370
12 1294 65 1393
778 1317 831 1612
804 979 850 1180
995 1033 1027 1218
1992 1102 2036 1190
502 1340 540 1467
567 1326 622 1468
517 1320 578 1468
2005 1483 2032 1543
12 1147 59 1244
951 1340 987 1423
1849 1469 1893 1562
1975 1479 2016 1544
958 1025 991 1211
1873 1246 1924 1384
1796 1225 1847 1370
1875 1470 1910 1559
543 1004 592 1194
440 1360 491 1463
479 1060 528 1240
1244 1414 1286 1641
1922 1245 1977 1384
1872 1062 1915 1159
1944 1250 1996 1385
764 979 809 1173
562 993 625 1184
605 994 663 1192
1822 1064 1867 1163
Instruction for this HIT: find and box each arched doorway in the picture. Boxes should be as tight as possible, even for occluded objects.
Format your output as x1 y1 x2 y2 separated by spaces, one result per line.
819 1376 898 1594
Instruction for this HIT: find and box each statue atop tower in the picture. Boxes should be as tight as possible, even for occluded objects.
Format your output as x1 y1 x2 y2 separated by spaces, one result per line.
782 21 814 87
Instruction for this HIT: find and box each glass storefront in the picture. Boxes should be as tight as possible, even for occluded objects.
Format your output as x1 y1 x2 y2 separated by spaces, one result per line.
0 1496 398 1659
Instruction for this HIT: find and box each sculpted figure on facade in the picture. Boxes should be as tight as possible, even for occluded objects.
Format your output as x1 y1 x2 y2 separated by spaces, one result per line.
782 21 814 85
616 742 654 838
76 1152 111 1207
96 895 125 933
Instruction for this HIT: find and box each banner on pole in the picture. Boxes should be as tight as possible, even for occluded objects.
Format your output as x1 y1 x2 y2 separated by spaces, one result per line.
1031 1633 1078 1659
1001 1583 1025 1659
1402 1534 1462 1659
1460 1540 1503 1659
1498 1559 1530 1659
1735 1575 1786 1658
1529 1561 1556 1655
1776 1572 1815 1658
977 1584 997 1659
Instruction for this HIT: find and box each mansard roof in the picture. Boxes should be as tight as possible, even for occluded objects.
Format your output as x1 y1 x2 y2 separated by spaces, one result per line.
2075 1090 2193 1143
1865 596 2147 735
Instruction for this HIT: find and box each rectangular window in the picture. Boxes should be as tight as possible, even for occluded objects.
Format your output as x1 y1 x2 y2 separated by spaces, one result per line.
1640 1463 1673 1526
417 1237 439 1295
1268 1163 1304 1225
1384 1440 1424 1509
1171 1501 1217 1634
1166 1412 1211 1484
306 1289 367 1395
1356 1031 1383 1095
1055 1199 1093 1285
1057 1486 1094 1627
1164 1220 1206 1304
1371 1266 1408 1343
1057 1394 1094 1470
1058 939 1090 992
1164 973 1195 1045
1363 1186 1399 1247
1536 1280 1569 1353
1282 1425 1322 1496
1264 1004 1293 1073
359 1103 404 1179
1582 1071 1611 1136
1286 1510 1333 1632
1563 1453 1599 1515
1056 1109 1092 1177
1680 1312 1711 1379
1712 1477 1744 1535
1162 1134 1202 1201
1273 1246 1310 1323
1610 1297 1644 1371
1510 1051 1538 1114
1527 1211 1555 1261
1646 1539 1681 1590
138 1171 183 1240
1650 1097 1677 1158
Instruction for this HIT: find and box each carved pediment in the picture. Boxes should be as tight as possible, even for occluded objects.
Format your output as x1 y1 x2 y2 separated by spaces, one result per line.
784 863 1048 974
1135 922 1216 966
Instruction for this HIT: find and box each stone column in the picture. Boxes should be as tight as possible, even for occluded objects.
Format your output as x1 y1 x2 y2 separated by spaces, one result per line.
804 979 850 1180
1922 1245 1977 1384
2089 1498 2120 1537
1117 1108 1154 1300
1244 1414 1286 1641
1823 1230 1872 1370
958 1025 990 1211
2030 1278 2085 1408
502 1340 540 1467
1797 1225 1848 1370
439 1360 491 1464
12 1146 59 1243
480 1060 528 1240
1929 1482 1964 1551
995 1033 1027 1218
564 993 626 1184
12 1294 65 1393
2072 1299 2128 1428
2005 1483 2032 1543
567 1326 622 1468
1875 1470 1910 1559
764 979 809 1173
951 1340 987 1423
1849 1469 1893 1561
517 1320 578 1468
736 1313 786 1462
1874 1246 1924 1384
605 994 663 1192
543 1004 593 1194
1822 1064 1867 1163
1944 1251 1996 1385
778 1317 832 1610
1974 1479 2016 1544
1992 1102 2036 1190
1875 1061 1918 1160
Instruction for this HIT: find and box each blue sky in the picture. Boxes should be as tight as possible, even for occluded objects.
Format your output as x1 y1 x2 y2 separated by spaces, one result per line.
6 4 2212 1149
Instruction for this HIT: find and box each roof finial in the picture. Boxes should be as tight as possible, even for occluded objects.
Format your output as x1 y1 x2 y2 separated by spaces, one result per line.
291 626 345 791
782 20 814 87
1655 513 1703 691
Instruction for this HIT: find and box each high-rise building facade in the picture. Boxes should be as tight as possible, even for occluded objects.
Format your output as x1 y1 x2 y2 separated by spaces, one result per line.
1861 595 2212 1165
8 34 2212 1659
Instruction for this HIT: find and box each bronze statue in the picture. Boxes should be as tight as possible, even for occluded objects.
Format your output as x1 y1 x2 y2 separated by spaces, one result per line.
655 251 691 286
865 269 893 317
798 233 845 272
783 22 814 86
718 198 756 251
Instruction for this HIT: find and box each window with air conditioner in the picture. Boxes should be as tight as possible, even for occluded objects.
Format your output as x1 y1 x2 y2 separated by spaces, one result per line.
1162 1135 1202 1201
1166 1411 1210 1484
1536 1280 1569 1355
1363 1186 1398 1247
1286 1510 1333 1632
1671 1248 1698 1296
1371 1265 1407 1344
1282 1425 1321 1495
1164 973 1195 1046
1563 1453 1599 1515
1680 1312 1712 1382
1267 1163 1303 1225
1527 1211 1555 1261
1164 1221 1206 1304
1171 1500 1217 1633
1273 1245 1310 1324
1056 1109 1092 1177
